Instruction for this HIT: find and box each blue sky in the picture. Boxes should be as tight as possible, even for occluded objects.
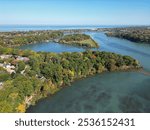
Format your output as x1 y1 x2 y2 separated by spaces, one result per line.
0 0 150 25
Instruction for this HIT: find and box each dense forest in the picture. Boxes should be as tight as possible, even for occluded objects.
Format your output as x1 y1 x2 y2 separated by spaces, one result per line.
0 31 63 47
105 27 150 44
0 45 140 112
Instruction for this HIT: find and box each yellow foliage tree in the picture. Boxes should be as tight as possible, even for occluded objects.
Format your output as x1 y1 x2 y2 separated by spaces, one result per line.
69 70 75 77
17 103 26 113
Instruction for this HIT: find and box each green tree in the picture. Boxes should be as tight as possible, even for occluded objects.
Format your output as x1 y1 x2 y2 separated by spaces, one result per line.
17 61 26 73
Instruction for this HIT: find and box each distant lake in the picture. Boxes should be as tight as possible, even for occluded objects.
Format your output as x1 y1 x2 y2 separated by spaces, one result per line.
18 30 150 113
0 25 130 32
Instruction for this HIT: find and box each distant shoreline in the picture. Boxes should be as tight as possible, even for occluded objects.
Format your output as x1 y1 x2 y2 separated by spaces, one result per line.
0 25 149 32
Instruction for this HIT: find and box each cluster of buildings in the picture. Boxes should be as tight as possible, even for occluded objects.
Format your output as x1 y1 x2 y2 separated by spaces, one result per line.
0 54 29 74
0 62 16 74
0 55 30 89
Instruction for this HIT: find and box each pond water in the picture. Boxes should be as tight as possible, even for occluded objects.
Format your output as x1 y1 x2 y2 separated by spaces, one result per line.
20 32 150 113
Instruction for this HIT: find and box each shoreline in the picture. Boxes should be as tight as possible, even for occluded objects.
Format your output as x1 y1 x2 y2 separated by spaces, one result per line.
0 25 149 33
0 25 149 32
26 66 142 113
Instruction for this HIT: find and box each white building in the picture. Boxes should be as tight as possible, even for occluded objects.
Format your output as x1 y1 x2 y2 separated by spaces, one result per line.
0 55 12 59
0 63 16 74
0 82 3 89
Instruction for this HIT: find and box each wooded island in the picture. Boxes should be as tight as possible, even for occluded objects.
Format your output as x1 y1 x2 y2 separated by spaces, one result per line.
59 34 99 48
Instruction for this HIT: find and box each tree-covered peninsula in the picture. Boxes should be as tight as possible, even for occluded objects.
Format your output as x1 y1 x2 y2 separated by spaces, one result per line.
0 45 140 112
59 34 99 48
105 27 150 44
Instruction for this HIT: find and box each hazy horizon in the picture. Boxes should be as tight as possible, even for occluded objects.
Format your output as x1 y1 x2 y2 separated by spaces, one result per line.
0 24 150 26
0 0 150 25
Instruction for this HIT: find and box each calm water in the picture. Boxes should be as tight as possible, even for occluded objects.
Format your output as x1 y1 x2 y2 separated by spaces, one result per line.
19 31 150 113
0 25 129 32
19 42 85 53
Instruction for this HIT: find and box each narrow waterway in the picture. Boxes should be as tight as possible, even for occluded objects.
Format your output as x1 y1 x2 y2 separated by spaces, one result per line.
20 32 150 113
